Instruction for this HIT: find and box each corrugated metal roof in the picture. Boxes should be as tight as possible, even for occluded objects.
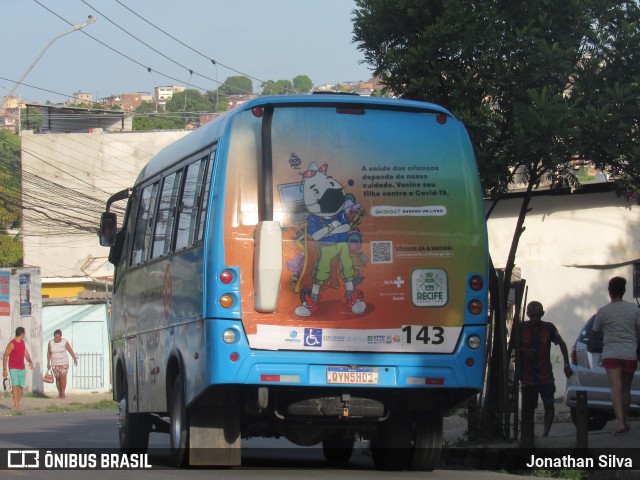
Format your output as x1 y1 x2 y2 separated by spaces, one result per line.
25 103 133 133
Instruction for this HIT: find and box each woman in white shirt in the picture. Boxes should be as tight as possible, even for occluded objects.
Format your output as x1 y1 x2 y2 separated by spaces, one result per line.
47 329 78 399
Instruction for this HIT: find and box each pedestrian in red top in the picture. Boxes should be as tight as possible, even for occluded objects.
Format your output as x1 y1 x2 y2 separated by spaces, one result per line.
508 301 573 436
2 327 34 410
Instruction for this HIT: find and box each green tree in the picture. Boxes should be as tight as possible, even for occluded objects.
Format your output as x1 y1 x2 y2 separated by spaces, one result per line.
0 233 22 267
133 114 185 131
293 75 314 93
165 89 214 125
354 0 640 295
0 130 22 266
133 101 185 130
20 108 42 133
204 90 229 112
205 76 255 112
353 0 640 437
135 101 158 114
218 76 254 96
0 130 21 228
261 79 295 95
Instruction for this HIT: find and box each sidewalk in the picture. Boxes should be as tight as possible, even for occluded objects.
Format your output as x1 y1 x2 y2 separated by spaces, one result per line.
0 389 114 415
443 401 640 449
442 402 640 479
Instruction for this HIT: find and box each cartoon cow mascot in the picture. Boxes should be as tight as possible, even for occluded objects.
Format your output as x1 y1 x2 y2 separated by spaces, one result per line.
295 162 366 317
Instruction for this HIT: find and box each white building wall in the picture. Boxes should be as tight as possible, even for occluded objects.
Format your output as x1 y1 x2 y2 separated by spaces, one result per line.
487 190 640 392
0 268 43 394
21 130 190 278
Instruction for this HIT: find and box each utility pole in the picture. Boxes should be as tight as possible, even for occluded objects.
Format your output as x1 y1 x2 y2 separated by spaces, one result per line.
2 16 97 109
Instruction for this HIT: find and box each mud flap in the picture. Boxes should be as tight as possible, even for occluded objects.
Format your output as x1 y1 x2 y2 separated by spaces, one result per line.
188 404 242 466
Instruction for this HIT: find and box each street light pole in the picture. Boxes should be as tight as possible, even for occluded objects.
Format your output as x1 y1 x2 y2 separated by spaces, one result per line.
2 16 97 108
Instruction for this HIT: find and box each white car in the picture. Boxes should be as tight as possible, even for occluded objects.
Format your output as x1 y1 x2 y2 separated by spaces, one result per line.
564 315 640 430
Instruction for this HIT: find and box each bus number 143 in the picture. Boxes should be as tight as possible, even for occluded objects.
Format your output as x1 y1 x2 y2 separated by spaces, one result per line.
402 325 445 345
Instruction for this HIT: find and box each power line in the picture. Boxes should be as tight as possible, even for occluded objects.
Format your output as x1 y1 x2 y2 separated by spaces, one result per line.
112 0 298 94
81 0 262 96
0 75 78 102
80 1 195 81
33 0 297 96
32 0 213 94
21 136 140 190
1 135 113 196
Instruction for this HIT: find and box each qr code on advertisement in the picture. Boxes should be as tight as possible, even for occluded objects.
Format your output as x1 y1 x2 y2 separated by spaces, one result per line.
371 241 393 264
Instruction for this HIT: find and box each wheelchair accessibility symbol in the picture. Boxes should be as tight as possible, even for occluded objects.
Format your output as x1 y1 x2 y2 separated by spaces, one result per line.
304 328 323 347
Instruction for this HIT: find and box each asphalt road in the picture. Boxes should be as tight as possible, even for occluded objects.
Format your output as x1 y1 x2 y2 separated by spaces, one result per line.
0 410 553 480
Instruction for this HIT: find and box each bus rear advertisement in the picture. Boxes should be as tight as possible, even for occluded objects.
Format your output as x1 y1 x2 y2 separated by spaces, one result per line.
100 94 489 471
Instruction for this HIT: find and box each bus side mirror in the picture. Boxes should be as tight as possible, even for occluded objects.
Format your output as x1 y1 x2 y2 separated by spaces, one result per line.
99 212 118 247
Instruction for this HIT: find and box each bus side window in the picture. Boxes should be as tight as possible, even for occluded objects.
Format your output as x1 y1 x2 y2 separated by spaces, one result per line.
118 198 137 262
196 148 216 243
175 158 206 250
111 199 135 290
152 171 183 259
132 182 159 265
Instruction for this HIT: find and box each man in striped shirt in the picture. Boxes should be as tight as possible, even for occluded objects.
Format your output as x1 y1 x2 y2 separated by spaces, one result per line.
508 301 574 436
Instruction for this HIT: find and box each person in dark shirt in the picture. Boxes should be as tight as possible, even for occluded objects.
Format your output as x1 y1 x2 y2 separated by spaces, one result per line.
508 301 573 436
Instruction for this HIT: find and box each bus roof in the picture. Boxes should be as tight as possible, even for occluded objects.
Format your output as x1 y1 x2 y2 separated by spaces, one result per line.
135 94 455 185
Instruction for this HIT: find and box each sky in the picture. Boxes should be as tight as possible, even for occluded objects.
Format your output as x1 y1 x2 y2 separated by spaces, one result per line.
1 0 374 104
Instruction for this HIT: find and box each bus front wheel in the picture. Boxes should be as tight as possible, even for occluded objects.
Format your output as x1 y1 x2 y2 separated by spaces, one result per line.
117 370 150 452
170 374 190 467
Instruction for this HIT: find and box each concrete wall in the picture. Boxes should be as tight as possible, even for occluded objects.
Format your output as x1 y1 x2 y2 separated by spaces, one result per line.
21 129 190 278
487 190 640 392
0 268 43 394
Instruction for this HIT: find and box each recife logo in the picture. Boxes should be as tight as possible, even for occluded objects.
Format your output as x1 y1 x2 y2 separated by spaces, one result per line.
304 328 323 347
412 268 448 307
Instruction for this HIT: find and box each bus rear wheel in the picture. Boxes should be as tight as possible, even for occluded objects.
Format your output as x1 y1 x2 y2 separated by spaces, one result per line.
117 371 150 452
322 432 354 464
170 374 190 467
370 412 412 470
409 411 443 471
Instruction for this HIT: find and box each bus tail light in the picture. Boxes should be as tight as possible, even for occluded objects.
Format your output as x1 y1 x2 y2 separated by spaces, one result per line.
220 270 234 285
260 374 301 383
407 377 445 385
469 275 484 291
468 300 483 315
436 113 447 125
220 294 234 308
466 358 475 367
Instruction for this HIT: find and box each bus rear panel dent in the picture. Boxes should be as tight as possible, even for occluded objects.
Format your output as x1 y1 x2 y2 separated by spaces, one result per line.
101 95 488 470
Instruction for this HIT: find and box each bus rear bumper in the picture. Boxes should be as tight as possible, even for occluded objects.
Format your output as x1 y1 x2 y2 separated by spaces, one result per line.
207 320 487 391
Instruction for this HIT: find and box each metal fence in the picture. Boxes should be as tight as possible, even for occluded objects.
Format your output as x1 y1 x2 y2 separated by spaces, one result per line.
72 353 103 389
